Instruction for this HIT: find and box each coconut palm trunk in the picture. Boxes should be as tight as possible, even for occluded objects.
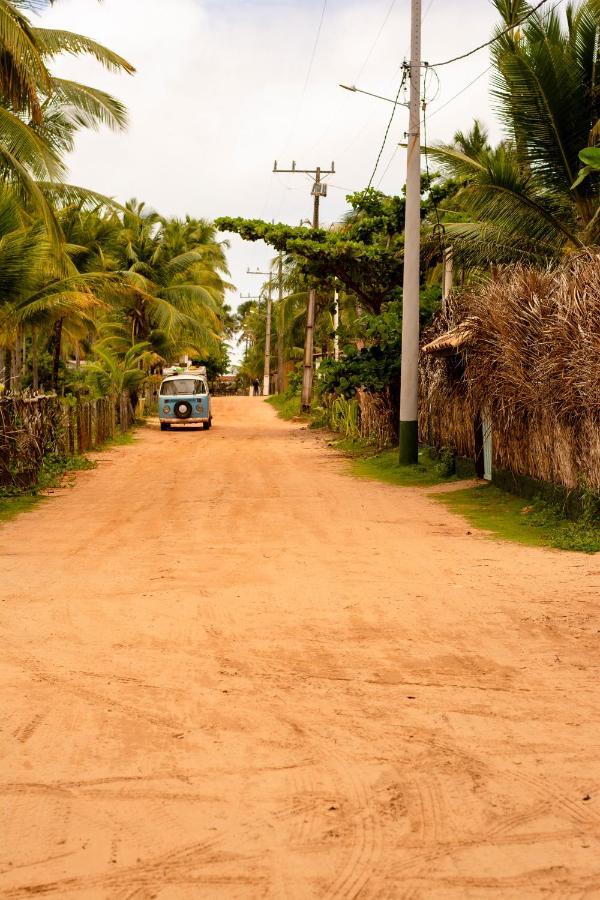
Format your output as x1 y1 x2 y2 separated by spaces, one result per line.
51 318 63 393
31 331 39 392
3 349 11 391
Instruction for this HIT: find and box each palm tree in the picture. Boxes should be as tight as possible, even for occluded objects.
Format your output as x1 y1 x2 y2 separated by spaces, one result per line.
429 0 600 267
113 204 231 361
0 1 134 240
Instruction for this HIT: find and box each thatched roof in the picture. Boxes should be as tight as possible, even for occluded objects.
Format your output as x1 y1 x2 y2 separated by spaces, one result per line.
421 320 476 356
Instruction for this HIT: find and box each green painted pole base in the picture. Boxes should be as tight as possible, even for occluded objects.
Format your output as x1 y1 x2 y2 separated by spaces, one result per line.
399 420 419 465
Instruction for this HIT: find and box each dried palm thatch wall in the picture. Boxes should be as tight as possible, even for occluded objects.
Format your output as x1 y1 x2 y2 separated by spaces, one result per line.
356 389 397 449
420 251 600 492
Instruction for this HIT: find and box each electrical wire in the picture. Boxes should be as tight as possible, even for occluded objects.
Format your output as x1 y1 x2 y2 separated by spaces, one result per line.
375 63 488 189
422 69 444 257
376 145 400 188
300 0 328 98
367 66 408 189
426 66 491 120
430 0 558 67
277 0 328 158
355 0 397 85
423 64 440 105
422 0 436 23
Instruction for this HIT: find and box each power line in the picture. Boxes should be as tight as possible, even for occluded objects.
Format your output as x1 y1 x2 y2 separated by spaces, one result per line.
422 0 436 22
427 66 491 120
422 70 443 256
367 67 408 189
430 0 557 67
376 145 400 188
375 63 490 190
355 0 397 84
301 0 328 97
279 0 328 157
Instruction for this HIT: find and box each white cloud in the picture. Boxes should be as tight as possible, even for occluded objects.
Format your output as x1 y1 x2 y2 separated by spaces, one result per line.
38 0 503 360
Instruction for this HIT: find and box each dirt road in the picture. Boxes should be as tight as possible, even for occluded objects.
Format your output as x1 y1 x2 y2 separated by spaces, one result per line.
1 397 599 898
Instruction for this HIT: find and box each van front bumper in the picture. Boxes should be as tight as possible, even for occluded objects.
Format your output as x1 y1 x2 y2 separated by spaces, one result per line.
159 417 209 425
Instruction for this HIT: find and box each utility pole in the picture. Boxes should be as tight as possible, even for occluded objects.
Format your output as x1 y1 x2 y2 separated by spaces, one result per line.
277 253 285 392
333 278 340 361
442 247 453 314
247 267 273 396
399 0 422 465
274 160 335 411
238 293 261 354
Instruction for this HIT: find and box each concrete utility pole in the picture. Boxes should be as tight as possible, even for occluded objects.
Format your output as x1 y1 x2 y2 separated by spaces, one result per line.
247 268 273 396
442 247 453 314
277 253 285 392
333 278 340 361
274 160 335 411
399 0 422 465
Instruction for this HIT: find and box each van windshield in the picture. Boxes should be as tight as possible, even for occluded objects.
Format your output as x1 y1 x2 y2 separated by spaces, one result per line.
160 379 205 396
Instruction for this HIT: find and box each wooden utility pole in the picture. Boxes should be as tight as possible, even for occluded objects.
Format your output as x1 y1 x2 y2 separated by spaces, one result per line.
399 0 422 465
247 268 273 396
273 160 335 411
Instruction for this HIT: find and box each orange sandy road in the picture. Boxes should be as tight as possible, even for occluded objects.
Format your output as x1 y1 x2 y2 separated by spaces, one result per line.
0 396 599 899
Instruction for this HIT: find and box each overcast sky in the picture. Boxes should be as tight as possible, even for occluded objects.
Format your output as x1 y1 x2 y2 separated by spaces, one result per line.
38 0 504 362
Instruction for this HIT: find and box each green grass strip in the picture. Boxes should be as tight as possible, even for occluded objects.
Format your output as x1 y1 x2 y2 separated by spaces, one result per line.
350 447 461 488
435 484 600 554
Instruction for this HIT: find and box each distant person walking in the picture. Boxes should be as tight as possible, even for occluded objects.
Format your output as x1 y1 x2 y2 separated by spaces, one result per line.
252 378 260 396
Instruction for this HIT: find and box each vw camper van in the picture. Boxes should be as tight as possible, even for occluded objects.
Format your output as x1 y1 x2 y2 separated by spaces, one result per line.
158 373 212 431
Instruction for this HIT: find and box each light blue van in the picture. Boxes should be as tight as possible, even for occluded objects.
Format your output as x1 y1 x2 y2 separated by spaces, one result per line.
158 373 212 431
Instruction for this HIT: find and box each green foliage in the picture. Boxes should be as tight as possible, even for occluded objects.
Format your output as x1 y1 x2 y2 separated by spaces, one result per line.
218 189 406 313
350 446 461 488
326 396 360 439
430 2 600 267
435 446 457 478
266 393 305 421
572 146 600 188
436 484 600 553
0 3 135 244
287 366 303 397
317 301 402 397
0 452 95 524
316 290 439 400
191 347 230 382
0 492 39 523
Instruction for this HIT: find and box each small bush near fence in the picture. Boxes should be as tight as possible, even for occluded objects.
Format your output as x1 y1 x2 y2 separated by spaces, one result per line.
319 390 397 450
0 392 135 492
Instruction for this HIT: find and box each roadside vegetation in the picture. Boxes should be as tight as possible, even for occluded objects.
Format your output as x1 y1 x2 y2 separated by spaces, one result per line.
232 0 600 553
0 452 94 523
0 1 233 401
437 485 600 554
266 394 305 421
0 1 233 513
268 393 600 553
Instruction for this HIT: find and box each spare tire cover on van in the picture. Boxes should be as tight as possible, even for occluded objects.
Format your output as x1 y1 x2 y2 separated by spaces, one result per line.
174 401 192 419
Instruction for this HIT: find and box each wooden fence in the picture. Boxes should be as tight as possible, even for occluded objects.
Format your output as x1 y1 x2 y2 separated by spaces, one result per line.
0 392 135 490
0 395 63 489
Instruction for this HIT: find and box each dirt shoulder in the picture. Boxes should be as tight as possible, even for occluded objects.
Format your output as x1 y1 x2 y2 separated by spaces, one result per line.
1 397 599 898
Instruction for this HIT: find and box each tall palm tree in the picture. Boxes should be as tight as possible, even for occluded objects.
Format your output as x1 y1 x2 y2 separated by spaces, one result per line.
429 0 600 267
112 204 231 361
0 0 134 240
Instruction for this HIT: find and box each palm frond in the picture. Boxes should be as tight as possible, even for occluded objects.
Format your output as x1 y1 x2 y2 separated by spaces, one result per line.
32 27 135 74
49 78 128 131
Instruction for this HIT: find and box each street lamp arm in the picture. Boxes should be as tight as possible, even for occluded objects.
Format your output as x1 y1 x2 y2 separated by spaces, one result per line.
339 83 409 108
